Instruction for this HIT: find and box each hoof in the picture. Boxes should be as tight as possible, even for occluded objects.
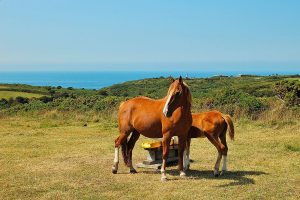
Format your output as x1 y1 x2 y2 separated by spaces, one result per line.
130 169 137 174
184 165 190 171
112 168 118 174
220 170 226 176
180 172 187 178
214 170 219 177
161 177 168 182
183 166 189 171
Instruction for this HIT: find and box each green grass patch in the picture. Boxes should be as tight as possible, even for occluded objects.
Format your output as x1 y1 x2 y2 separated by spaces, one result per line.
0 91 44 99
285 144 300 152
261 120 297 129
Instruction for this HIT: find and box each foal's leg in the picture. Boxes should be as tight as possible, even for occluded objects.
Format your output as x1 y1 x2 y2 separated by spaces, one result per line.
205 133 223 177
126 131 140 174
112 132 129 174
219 134 228 175
178 136 188 177
161 134 171 182
185 137 191 171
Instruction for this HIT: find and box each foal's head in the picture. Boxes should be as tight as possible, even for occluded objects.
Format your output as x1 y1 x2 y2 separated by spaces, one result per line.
163 76 191 117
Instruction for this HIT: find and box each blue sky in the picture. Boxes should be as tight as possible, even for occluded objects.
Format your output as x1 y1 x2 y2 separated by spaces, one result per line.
0 0 299 72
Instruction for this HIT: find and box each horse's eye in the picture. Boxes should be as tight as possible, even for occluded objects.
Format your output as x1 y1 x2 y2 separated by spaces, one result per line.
175 91 181 96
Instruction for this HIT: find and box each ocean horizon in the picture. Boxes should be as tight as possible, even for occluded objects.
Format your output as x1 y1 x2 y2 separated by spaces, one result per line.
0 71 299 89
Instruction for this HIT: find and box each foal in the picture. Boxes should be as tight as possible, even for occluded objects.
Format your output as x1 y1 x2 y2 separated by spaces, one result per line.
112 76 192 181
185 110 234 176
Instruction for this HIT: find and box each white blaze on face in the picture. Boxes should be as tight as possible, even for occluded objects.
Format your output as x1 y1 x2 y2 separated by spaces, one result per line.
163 94 172 117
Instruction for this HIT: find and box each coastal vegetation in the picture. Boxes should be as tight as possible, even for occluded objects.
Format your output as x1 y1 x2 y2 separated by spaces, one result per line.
0 75 299 199
1 75 299 120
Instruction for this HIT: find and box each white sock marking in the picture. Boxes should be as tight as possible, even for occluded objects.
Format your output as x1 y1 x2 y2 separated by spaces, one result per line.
114 147 119 163
222 155 228 171
183 149 187 170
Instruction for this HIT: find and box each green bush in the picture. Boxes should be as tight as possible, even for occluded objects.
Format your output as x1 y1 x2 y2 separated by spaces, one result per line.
274 80 300 107
0 98 9 109
94 96 124 111
15 96 29 104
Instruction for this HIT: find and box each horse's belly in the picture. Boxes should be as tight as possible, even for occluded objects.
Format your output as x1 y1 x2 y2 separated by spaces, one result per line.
141 131 163 138
133 118 163 138
136 125 163 138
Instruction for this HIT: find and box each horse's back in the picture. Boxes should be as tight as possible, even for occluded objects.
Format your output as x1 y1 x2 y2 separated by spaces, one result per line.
119 96 162 115
118 96 164 137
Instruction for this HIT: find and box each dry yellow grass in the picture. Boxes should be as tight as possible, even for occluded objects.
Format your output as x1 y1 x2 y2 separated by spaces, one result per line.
0 115 299 200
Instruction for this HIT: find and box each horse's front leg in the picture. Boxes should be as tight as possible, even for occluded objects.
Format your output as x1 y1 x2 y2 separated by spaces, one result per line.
178 135 187 177
161 134 171 182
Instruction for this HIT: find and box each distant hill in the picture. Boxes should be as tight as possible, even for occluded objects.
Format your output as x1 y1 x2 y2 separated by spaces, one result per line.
0 75 299 120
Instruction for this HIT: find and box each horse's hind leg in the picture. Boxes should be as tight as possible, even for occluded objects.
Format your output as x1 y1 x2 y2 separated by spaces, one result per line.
205 133 223 177
112 131 130 174
126 130 140 174
219 133 228 175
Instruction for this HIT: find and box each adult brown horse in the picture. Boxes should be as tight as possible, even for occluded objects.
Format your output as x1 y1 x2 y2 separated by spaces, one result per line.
185 110 234 176
112 76 192 181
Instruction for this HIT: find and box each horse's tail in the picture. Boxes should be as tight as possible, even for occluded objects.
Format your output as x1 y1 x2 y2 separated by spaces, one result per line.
222 114 235 141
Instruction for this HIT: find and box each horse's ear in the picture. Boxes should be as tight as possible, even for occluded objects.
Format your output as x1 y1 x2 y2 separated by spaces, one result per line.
179 76 183 83
169 76 175 83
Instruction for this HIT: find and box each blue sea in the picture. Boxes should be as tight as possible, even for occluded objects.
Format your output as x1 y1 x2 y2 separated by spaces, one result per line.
0 71 298 89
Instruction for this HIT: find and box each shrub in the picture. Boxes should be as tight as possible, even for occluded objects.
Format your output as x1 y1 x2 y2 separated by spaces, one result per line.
274 80 300 107
0 98 9 109
15 96 29 104
214 88 267 117
39 96 54 103
94 96 124 111
98 89 108 96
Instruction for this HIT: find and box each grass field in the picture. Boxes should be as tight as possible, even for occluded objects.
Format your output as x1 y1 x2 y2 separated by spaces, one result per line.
0 91 44 99
0 115 299 200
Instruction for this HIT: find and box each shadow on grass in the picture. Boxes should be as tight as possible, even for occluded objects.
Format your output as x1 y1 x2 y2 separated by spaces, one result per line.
139 169 267 187
188 169 267 187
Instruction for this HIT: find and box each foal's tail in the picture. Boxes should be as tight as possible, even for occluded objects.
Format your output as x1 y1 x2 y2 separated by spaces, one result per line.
222 114 235 141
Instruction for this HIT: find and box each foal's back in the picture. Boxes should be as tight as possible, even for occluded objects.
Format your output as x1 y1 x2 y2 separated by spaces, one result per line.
189 110 226 138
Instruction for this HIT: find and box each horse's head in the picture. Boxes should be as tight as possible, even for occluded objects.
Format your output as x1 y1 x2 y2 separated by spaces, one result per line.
163 76 191 118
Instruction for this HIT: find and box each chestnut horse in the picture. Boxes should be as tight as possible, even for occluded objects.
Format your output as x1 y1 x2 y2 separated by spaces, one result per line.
185 110 234 176
112 76 192 181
